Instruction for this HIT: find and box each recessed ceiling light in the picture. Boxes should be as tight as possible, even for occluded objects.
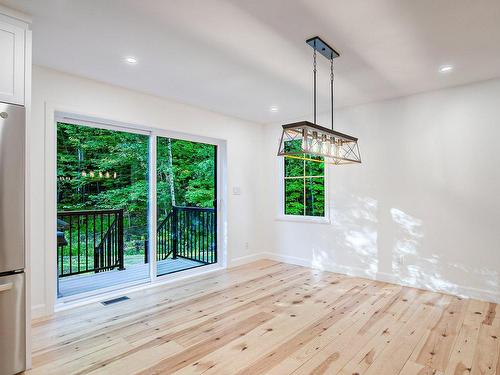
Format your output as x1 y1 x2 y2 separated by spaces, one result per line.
269 106 279 113
439 65 453 73
124 56 138 64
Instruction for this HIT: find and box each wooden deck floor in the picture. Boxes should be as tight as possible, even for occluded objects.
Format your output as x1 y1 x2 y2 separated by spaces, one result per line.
31 260 499 374
58 258 205 297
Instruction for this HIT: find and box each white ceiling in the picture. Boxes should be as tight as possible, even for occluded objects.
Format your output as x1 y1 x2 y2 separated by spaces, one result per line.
3 0 500 124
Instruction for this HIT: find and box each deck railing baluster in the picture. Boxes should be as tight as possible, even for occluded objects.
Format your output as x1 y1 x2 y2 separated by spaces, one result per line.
156 206 216 266
117 210 124 270
106 214 110 269
199 212 202 262
57 209 125 278
77 217 81 273
205 211 208 262
85 215 88 270
69 216 72 275
197 211 200 262
213 208 217 263
188 210 192 258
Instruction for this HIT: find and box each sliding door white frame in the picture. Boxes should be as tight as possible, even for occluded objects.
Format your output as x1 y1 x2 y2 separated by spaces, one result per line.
148 134 158 284
44 105 227 315
150 129 226 284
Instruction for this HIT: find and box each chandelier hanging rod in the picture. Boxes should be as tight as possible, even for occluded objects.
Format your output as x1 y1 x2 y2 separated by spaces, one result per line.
306 37 340 129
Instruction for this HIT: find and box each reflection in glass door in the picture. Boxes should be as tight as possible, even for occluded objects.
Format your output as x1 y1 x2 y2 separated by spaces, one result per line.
56 122 150 298
156 137 217 277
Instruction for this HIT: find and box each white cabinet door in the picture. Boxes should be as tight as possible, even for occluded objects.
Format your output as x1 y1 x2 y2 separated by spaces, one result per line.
0 21 25 105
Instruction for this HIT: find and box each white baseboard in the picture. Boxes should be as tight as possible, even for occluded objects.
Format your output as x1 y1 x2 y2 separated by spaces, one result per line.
260 252 500 304
229 253 267 268
32 252 499 317
31 304 48 320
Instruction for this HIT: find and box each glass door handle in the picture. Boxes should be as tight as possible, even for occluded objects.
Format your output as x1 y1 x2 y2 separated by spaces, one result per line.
0 282 13 292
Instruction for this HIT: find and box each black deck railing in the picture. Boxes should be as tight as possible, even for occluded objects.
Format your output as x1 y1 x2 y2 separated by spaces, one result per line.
156 210 174 261
57 209 124 277
58 206 216 278
156 206 217 264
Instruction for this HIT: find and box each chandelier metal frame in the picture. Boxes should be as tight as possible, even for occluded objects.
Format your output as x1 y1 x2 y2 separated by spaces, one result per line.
277 36 361 165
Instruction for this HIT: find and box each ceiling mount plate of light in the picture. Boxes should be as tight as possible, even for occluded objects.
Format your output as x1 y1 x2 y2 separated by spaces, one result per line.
277 36 361 165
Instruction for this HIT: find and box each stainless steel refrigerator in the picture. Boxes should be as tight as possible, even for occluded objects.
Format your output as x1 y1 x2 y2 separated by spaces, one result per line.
0 103 26 374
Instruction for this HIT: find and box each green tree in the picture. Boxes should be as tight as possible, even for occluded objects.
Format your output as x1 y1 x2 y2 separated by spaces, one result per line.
57 123 216 263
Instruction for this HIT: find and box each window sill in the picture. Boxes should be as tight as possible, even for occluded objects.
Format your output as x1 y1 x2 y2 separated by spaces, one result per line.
275 215 331 225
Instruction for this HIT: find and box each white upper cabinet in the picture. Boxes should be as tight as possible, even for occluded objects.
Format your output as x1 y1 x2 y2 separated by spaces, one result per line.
0 20 25 105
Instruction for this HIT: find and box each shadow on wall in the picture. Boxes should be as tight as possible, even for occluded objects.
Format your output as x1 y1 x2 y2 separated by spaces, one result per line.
306 190 499 300
390 207 499 298
312 194 379 278
312 195 379 278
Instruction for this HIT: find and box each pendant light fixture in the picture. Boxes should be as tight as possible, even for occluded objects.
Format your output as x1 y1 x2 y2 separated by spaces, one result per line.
277 37 361 165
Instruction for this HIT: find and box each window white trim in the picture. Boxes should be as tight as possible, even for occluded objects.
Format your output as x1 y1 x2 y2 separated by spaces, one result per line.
276 155 330 224
55 111 151 136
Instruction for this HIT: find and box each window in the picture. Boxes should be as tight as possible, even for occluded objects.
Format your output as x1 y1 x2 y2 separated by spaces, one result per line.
283 139 325 217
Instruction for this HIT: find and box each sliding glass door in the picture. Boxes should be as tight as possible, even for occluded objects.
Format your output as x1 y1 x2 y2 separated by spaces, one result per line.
155 136 217 277
55 118 220 300
56 122 150 298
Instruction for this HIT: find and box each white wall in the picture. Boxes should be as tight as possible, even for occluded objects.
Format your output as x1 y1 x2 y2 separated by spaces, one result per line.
30 65 265 318
262 78 500 303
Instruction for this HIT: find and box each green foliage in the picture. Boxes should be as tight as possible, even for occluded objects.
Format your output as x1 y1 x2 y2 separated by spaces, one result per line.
285 179 304 215
156 136 215 214
57 123 216 260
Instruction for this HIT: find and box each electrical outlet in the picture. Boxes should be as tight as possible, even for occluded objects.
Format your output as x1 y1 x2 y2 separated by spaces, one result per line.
245 242 249 250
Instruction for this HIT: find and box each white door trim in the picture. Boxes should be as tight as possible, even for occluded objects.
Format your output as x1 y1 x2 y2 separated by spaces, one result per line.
44 103 227 316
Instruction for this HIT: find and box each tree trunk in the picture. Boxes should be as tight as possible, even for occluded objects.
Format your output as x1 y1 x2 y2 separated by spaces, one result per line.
167 138 176 207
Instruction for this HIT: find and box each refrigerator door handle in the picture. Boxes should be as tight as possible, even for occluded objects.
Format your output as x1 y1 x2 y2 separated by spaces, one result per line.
0 282 13 292
0 273 26 374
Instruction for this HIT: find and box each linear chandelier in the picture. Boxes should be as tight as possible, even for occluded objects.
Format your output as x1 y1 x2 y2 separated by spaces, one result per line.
277 36 361 165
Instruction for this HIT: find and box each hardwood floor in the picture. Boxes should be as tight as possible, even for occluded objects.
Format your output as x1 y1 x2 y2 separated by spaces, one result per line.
29 260 500 375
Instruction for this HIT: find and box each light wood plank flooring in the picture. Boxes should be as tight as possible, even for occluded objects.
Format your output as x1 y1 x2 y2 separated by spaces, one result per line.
29 260 500 375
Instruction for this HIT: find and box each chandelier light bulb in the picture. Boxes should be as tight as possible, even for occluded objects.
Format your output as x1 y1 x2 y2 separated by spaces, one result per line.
320 135 330 155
